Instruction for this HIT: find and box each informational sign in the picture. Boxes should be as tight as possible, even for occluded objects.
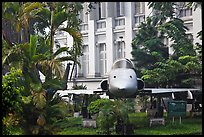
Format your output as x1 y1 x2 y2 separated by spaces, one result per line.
167 101 187 117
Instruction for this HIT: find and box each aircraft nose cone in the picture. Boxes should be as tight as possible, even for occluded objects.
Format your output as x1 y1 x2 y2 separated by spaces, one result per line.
118 87 125 91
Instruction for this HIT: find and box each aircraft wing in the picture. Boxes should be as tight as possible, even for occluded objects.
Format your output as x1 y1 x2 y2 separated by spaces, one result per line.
56 89 104 96
143 88 200 94
141 88 201 99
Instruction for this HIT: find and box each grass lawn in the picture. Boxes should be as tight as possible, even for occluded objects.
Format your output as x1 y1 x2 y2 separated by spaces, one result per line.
56 112 202 135
57 127 98 135
11 112 202 135
55 117 98 135
129 112 202 135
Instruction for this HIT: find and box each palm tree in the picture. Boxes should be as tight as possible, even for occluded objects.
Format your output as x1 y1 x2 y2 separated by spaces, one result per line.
2 2 43 43
26 2 83 82
3 2 83 87
2 34 75 134
2 2 85 134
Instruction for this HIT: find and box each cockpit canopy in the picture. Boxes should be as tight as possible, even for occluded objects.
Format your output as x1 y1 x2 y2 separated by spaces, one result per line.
112 58 134 69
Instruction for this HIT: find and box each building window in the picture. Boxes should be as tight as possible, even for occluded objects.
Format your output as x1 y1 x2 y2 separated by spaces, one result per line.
135 2 145 15
79 3 88 31
99 43 107 76
178 2 192 17
96 20 106 29
80 24 88 31
80 7 88 23
81 45 89 77
115 17 125 26
114 41 125 60
180 8 192 17
116 2 124 17
135 2 145 26
135 15 145 26
99 2 106 20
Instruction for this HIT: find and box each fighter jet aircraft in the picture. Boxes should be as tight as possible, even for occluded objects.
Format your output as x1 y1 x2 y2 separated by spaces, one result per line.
56 58 200 99
98 58 144 98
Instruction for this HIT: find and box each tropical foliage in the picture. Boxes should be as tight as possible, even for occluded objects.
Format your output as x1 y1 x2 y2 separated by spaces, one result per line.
88 99 135 135
131 2 202 88
2 2 93 135
88 98 113 115
2 68 24 135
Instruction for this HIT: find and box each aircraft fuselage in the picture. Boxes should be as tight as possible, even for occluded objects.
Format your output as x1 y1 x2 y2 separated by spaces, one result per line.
109 68 137 97
100 58 144 98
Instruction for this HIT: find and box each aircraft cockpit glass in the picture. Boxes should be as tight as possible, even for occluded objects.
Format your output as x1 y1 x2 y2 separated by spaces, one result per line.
112 58 134 69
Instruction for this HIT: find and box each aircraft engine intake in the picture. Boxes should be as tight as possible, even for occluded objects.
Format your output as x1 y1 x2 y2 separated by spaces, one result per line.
100 79 108 90
137 78 145 91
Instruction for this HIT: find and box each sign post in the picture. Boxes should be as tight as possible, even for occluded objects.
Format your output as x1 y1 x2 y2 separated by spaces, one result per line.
167 101 187 124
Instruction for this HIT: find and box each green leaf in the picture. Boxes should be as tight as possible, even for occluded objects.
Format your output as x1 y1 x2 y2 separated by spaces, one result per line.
43 78 66 90
56 56 78 63
22 2 42 14
178 55 197 64
60 28 82 42
33 92 46 109
53 47 69 58
22 96 32 104
30 82 42 92
21 43 31 60
53 10 68 29
30 35 38 59
32 54 47 62
49 102 67 117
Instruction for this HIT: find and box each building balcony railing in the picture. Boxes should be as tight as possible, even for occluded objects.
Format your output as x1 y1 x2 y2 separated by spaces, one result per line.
96 20 106 30
134 14 145 27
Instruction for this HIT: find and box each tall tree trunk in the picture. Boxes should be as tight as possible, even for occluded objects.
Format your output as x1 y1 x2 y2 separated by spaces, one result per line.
50 8 54 54
47 5 54 80
62 63 71 89
69 61 76 85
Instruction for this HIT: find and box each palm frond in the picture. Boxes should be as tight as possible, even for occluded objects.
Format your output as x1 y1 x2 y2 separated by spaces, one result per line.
32 91 46 110
51 60 65 79
29 35 38 59
43 78 66 90
53 47 69 58
32 54 48 63
59 27 82 43
22 2 42 14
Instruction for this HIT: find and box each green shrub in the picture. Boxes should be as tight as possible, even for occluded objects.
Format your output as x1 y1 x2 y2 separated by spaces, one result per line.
72 84 87 90
65 103 74 117
54 117 82 129
2 68 24 135
88 99 113 115
96 106 116 135
94 99 134 135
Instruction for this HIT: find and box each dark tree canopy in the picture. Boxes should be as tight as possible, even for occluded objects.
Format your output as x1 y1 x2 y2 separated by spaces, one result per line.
131 2 202 88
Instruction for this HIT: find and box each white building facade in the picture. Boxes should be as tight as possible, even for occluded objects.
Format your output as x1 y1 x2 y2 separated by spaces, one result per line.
55 2 202 89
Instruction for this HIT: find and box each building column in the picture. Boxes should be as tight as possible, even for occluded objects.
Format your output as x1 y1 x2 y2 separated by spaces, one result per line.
192 5 202 45
106 17 114 71
125 2 134 59
87 20 96 78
